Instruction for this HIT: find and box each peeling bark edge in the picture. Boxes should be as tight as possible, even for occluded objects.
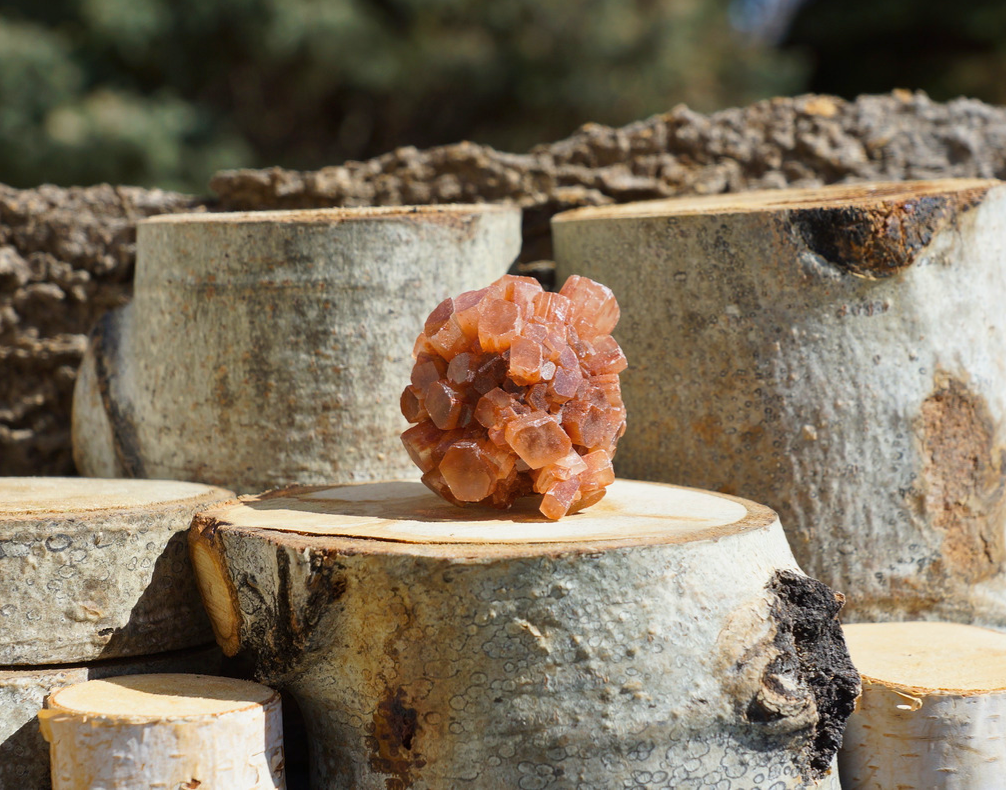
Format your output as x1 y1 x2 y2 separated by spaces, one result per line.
768 570 861 778
791 185 991 279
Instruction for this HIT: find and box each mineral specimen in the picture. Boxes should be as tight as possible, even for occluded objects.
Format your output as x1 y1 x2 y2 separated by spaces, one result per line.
401 273 627 519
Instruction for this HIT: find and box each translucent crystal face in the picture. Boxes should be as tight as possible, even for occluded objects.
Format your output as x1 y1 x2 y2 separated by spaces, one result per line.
401 273 627 519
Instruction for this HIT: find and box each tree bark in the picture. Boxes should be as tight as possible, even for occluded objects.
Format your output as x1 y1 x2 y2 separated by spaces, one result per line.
39 673 284 790
0 477 233 664
0 645 221 790
190 479 859 790
552 179 1006 626
838 621 1006 789
72 205 521 494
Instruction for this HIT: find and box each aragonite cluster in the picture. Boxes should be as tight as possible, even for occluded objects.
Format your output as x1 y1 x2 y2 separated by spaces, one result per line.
401 273 627 519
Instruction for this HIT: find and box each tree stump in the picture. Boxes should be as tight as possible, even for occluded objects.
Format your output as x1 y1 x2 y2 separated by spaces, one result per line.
39 673 284 789
0 477 233 665
0 646 221 790
839 621 1006 789
552 179 1006 626
190 479 859 789
73 205 522 493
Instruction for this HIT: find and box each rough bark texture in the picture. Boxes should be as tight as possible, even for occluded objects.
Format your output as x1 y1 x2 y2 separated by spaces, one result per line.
208 91 1006 264
552 179 1006 628
7 90 1006 477
72 206 521 493
0 477 234 664
0 645 221 790
191 479 858 789
41 674 285 790
0 184 200 476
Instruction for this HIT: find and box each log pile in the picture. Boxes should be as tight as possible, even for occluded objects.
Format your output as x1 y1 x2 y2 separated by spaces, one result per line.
4 99 1006 785
6 91 1006 478
0 478 232 789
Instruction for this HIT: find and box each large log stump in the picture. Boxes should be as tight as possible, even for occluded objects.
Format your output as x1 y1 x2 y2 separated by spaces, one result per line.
73 205 521 493
0 477 233 664
552 179 1006 627
190 479 859 789
0 646 221 790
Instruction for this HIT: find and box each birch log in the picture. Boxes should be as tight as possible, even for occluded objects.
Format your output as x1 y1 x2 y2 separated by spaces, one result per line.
39 673 285 790
838 621 1006 789
0 477 233 664
72 205 521 493
552 179 1006 626
0 645 221 790
190 479 859 790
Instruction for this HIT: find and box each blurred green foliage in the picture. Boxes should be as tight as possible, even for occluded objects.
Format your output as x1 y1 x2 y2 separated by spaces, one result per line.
785 0 1006 104
0 0 804 191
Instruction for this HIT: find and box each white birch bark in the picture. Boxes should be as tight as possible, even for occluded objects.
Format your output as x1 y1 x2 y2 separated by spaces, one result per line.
0 645 221 790
190 479 859 790
552 179 1006 626
0 477 233 664
839 621 1006 789
72 205 521 494
39 673 284 790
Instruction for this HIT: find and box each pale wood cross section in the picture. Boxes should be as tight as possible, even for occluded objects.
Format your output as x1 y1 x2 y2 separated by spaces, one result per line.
843 621 1006 695
45 674 277 720
552 178 997 220
208 479 777 545
0 477 226 517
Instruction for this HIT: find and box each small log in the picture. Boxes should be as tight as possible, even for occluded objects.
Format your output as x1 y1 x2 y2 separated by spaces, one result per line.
39 672 284 789
0 645 221 790
0 477 233 664
73 205 522 493
839 621 1006 789
552 179 1006 626
190 479 858 789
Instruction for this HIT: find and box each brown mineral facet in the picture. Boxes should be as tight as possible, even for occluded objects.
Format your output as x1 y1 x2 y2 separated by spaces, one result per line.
401 273 627 519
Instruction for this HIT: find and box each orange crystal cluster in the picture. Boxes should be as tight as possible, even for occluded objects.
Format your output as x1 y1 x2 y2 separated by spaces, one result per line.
401 273 627 519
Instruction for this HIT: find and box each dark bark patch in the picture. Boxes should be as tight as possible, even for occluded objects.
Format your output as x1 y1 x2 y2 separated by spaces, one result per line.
793 185 989 279
766 570 860 779
919 376 1006 582
367 687 425 789
90 310 145 477
248 546 347 680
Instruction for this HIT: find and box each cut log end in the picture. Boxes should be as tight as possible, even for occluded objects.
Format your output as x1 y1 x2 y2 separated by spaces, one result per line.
551 179 996 221
553 178 998 279
843 621 1006 695
190 478 777 551
44 673 278 721
189 529 242 657
0 476 232 518
141 203 517 226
